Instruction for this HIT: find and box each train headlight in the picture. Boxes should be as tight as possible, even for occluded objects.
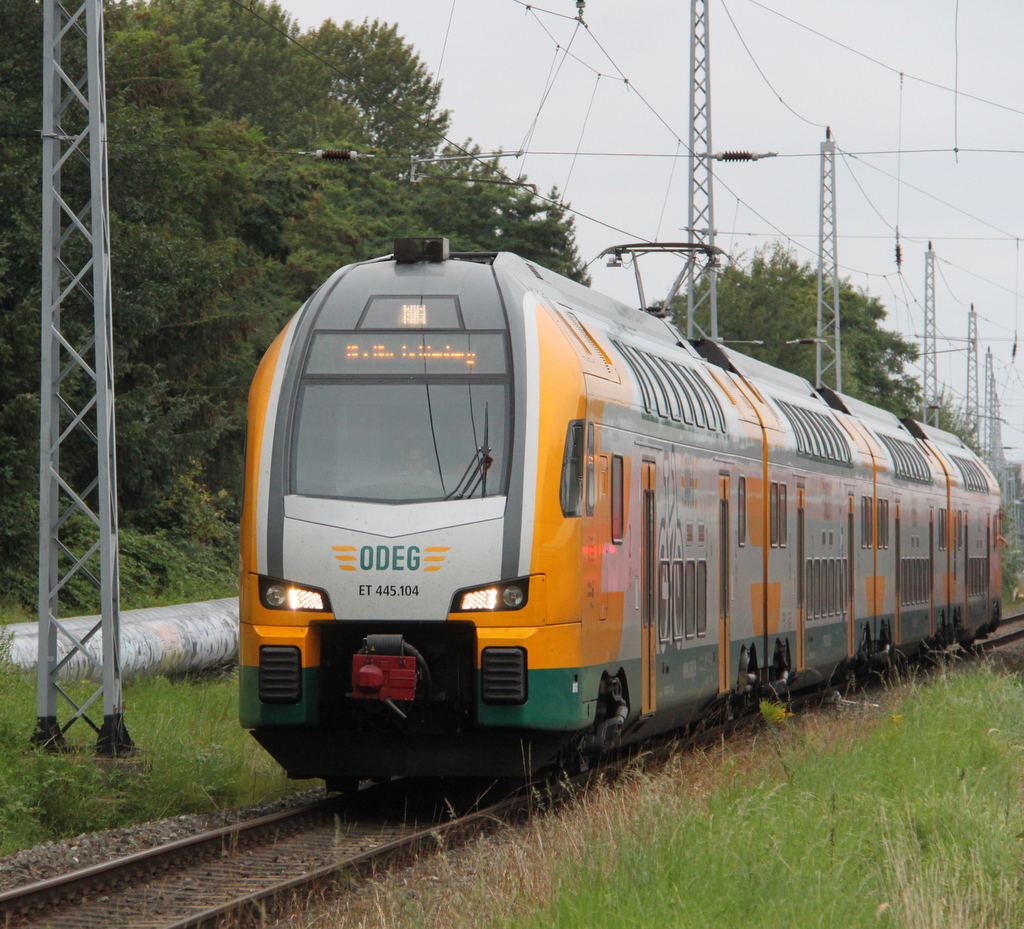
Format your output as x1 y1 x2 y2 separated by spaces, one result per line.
450 578 530 612
264 584 288 608
258 576 332 613
502 585 525 608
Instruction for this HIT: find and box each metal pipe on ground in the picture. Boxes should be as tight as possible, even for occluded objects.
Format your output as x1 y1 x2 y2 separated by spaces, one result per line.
1 598 239 680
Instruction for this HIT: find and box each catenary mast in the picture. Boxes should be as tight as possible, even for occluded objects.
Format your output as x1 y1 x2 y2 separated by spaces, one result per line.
816 129 841 391
36 0 131 753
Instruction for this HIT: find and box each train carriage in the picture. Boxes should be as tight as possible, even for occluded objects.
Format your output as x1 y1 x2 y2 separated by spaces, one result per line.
239 239 1001 783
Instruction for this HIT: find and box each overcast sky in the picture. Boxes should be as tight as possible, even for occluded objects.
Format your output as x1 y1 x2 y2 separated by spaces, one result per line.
280 0 1024 455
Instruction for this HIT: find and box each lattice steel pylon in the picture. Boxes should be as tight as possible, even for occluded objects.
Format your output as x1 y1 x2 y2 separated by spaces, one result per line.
922 244 938 426
966 304 979 445
35 0 132 754
685 0 719 340
984 348 1003 474
816 130 841 391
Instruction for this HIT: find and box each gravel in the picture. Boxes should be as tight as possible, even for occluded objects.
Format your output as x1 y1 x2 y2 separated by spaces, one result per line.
0 787 328 892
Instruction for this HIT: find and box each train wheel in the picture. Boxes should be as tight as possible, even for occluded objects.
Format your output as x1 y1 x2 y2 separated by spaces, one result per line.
324 776 360 795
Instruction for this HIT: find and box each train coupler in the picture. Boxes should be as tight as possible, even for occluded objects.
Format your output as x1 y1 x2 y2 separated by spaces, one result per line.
350 634 433 716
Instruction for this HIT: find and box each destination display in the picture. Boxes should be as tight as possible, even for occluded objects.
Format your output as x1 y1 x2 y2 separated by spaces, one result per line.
305 331 508 375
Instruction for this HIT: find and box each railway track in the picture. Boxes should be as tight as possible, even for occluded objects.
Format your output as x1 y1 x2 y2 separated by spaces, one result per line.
0 784 529 929
5 614 1024 929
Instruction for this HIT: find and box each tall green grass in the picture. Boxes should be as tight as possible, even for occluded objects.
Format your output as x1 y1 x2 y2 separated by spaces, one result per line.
0 663 307 856
524 667 1024 929
319 666 1024 929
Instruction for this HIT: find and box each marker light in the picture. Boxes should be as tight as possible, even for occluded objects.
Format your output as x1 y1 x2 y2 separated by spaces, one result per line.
288 587 326 611
461 588 498 611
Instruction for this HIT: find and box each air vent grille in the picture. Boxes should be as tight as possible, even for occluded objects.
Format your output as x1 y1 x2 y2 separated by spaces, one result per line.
259 645 302 704
481 647 527 705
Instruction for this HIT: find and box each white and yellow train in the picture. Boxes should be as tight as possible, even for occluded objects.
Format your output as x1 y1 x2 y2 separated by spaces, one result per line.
239 237 1002 784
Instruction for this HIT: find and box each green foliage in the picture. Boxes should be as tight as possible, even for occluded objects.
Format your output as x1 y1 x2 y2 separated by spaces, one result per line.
305 17 450 160
0 669 305 854
678 243 920 416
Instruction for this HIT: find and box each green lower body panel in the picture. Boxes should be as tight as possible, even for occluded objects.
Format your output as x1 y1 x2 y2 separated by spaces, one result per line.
239 665 320 728
476 666 589 730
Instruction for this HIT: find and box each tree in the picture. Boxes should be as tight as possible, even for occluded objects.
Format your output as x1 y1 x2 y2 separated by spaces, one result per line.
145 0 353 148
680 244 920 416
0 0 590 610
305 18 449 162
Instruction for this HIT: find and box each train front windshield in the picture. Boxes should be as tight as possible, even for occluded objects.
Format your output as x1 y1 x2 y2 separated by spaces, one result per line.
291 330 511 505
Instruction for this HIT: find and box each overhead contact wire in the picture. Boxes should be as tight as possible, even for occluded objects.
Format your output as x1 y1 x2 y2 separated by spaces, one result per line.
720 0 828 129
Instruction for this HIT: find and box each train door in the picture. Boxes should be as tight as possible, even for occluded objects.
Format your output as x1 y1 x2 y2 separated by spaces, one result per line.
986 517 992 607
894 501 902 642
641 460 657 715
928 507 935 635
796 485 806 670
847 494 856 657
718 473 731 692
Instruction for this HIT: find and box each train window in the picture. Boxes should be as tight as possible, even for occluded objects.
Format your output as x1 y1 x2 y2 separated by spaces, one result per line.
560 421 586 517
829 560 838 615
613 343 654 413
659 562 671 643
861 496 873 548
292 380 510 504
937 508 947 551
696 560 708 636
678 367 709 430
647 355 683 422
770 483 780 547
738 477 747 546
636 352 672 420
664 362 696 425
357 295 463 329
611 456 624 543
951 455 989 494
585 423 596 516
780 484 788 546
804 560 813 619
878 434 932 484
684 560 697 639
876 499 889 548
672 562 684 639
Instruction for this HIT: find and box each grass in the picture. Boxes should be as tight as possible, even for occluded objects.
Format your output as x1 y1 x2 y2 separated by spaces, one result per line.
0 662 310 856
301 664 1024 929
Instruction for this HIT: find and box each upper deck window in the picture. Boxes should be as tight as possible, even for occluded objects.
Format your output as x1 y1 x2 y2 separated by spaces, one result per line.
775 400 852 466
877 433 932 484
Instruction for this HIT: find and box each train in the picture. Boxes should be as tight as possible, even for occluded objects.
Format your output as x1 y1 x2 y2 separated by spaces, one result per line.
238 236 1002 786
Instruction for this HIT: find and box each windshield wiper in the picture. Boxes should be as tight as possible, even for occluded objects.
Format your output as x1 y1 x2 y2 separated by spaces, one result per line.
445 405 492 500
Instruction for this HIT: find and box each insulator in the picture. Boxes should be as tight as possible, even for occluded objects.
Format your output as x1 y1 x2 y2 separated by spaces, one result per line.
717 151 753 161
316 149 355 161
895 242 903 268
